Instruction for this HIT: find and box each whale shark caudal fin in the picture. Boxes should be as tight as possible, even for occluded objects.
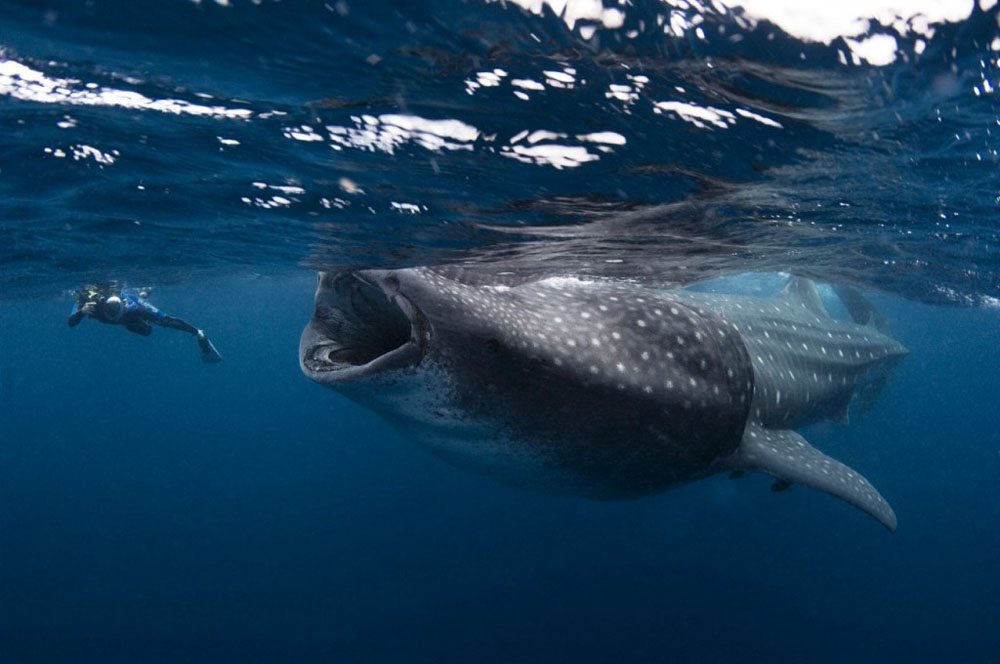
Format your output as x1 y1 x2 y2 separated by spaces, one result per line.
732 424 897 531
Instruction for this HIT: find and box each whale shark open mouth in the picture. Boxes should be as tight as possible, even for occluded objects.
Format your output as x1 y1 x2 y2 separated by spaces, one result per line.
300 271 428 383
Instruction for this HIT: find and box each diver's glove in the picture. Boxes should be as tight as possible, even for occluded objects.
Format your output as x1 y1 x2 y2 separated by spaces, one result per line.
196 330 223 364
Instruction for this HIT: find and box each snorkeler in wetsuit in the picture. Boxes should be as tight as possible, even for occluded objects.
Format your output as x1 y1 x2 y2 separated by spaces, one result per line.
68 285 223 363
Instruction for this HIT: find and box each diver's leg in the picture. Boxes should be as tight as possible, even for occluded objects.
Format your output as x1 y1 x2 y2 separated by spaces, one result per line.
155 315 221 363
157 315 201 335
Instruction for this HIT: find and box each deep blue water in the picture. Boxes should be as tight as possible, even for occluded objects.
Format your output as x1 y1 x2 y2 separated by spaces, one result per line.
2 1 1000 661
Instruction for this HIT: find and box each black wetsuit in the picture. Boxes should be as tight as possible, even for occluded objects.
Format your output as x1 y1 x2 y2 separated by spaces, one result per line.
68 288 222 362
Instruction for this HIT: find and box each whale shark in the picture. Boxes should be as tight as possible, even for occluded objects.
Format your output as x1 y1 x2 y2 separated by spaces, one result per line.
299 268 907 530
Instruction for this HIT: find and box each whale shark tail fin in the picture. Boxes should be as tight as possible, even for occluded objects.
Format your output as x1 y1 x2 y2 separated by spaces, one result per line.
732 424 897 531
777 276 829 318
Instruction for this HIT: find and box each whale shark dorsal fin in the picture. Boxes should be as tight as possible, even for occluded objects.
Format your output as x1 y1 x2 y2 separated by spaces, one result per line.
734 424 897 531
777 276 829 318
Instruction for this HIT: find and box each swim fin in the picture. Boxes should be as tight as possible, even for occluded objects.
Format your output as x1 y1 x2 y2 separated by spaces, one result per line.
197 330 223 363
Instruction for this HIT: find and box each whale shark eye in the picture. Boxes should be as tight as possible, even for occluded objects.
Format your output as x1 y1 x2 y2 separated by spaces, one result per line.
485 338 500 353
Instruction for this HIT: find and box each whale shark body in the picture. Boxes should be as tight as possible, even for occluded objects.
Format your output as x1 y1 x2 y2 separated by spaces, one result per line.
300 268 906 530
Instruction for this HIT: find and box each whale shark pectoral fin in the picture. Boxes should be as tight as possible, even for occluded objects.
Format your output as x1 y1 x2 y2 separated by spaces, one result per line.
734 425 897 531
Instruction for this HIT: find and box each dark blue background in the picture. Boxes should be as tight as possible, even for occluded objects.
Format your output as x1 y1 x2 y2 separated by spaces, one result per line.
2 0 1000 660
2 277 998 662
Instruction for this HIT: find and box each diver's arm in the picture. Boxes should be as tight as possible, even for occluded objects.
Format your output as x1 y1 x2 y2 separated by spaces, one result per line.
67 301 96 327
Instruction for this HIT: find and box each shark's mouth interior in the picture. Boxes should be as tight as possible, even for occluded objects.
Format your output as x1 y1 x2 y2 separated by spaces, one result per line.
301 272 423 379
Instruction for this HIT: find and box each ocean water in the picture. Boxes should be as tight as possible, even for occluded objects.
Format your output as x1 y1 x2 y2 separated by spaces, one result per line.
1 1 999 662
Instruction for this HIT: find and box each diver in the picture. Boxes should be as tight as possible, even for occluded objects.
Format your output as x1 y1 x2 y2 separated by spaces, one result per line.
68 284 223 363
